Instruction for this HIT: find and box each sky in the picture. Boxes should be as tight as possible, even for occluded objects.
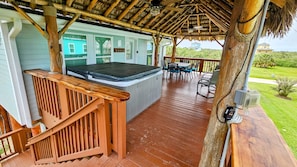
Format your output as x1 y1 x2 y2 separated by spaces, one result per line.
179 18 297 52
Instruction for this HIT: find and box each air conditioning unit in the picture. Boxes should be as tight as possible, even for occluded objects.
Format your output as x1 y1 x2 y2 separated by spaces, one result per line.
234 90 260 108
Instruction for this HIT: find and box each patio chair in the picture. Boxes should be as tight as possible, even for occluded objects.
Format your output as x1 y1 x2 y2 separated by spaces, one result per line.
196 69 220 98
168 63 180 78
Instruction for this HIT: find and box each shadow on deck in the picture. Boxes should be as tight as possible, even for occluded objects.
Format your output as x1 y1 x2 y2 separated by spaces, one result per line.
2 74 213 167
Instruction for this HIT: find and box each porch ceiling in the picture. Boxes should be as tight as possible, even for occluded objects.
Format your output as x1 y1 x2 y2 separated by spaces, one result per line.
0 0 291 40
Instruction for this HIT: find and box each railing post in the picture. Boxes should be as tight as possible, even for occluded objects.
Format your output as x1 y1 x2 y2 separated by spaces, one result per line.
30 145 37 164
58 84 69 119
117 101 126 159
51 135 58 163
97 99 111 156
199 60 204 73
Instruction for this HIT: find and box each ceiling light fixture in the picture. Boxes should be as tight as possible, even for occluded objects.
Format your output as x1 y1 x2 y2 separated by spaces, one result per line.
150 5 161 16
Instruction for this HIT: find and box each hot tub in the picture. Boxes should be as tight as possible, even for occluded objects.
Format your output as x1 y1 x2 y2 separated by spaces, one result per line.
66 62 162 121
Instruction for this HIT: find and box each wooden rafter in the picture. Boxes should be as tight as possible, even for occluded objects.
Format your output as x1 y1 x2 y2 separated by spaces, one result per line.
58 14 81 39
144 9 166 28
86 0 98 12
164 14 187 33
209 20 211 33
9 1 48 38
14 0 172 37
200 3 230 27
129 3 149 24
66 0 74 7
137 11 151 27
30 0 36 10
158 12 180 30
151 11 174 29
170 15 190 34
199 4 228 32
271 0 286 8
104 0 120 17
117 0 139 21
197 15 201 33
163 10 189 32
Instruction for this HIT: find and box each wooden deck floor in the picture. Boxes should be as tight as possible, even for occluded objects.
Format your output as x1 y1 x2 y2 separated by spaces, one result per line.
2 74 213 167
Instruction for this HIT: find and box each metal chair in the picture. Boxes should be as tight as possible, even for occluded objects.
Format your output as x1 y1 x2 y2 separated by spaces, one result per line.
167 63 180 78
196 70 220 98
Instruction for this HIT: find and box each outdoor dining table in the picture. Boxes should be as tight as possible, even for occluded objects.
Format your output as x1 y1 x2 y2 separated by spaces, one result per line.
175 62 190 68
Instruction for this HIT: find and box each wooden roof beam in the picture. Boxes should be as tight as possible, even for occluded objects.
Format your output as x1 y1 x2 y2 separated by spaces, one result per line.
201 2 230 25
9 1 48 38
104 0 120 17
151 11 174 29
271 0 286 8
58 13 81 39
170 15 191 34
137 11 151 27
86 0 98 12
163 7 193 32
199 5 228 32
164 14 188 33
129 3 149 24
30 0 36 10
197 14 201 33
118 0 139 21
66 0 74 7
158 12 180 30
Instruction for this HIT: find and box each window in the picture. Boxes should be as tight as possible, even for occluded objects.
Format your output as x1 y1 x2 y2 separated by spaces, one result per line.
63 34 87 67
69 43 75 53
95 36 112 64
83 44 87 53
147 42 153 65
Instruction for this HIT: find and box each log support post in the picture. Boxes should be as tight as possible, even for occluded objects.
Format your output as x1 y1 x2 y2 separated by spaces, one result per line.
171 37 177 63
199 0 265 166
153 34 162 67
44 6 62 73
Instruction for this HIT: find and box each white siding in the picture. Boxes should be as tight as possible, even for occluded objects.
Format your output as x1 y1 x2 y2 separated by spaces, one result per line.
0 24 19 121
137 39 148 65
16 24 50 121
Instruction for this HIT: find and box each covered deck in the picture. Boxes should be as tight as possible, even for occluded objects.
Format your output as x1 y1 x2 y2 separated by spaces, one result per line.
2 75 212 167
2 72 296 167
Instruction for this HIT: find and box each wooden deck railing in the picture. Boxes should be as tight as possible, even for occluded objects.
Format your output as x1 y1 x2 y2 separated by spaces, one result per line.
25 69 130 164
0 128 31 161
226 107 297 167
164 56 220 73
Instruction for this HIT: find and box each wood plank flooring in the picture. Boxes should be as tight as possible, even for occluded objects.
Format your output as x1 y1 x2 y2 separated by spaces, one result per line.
2 74 213 167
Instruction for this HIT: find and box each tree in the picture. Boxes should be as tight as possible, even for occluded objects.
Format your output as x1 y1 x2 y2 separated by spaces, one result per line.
253 54 275 68
275 77 297 98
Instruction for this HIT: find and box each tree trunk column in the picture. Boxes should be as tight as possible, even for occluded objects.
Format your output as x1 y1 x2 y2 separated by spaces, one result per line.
171 37 177 63
153 34 160 67
44 6 62 73
199 0 265 166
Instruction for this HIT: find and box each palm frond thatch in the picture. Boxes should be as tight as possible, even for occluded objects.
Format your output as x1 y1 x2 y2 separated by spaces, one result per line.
263 0 297 38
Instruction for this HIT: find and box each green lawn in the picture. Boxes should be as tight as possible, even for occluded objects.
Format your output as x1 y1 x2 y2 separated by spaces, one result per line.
250 66 297 80
248 82 297 158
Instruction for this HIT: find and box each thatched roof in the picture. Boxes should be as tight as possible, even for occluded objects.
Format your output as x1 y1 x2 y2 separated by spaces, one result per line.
0 0 296 40
263 0 297 38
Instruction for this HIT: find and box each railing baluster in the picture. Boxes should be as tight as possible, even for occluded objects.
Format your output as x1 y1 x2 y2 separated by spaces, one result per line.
25 70 130 163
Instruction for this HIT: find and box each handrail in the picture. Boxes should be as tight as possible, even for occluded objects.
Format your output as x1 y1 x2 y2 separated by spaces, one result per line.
226 107 297 167
0 128 31 161
164 56 220 73
27 99 101 145
25 69 130 102
25 69 130 164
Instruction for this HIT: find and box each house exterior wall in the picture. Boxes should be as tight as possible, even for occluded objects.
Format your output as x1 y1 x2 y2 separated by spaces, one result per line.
0 24 19 122
16 24 50 121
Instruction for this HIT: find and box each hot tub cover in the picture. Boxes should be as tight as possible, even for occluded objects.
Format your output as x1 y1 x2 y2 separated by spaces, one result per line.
66 62 161 81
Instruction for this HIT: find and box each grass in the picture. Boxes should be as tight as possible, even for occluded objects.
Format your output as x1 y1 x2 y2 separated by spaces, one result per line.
248 82 297 158
250 66 297 80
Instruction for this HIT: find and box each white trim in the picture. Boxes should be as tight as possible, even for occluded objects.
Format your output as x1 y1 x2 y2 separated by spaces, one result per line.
0 20 32 127
68 43 75 54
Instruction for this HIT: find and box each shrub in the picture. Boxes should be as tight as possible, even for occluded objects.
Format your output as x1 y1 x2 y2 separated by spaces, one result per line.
275 77 297 97
253 54 275 68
